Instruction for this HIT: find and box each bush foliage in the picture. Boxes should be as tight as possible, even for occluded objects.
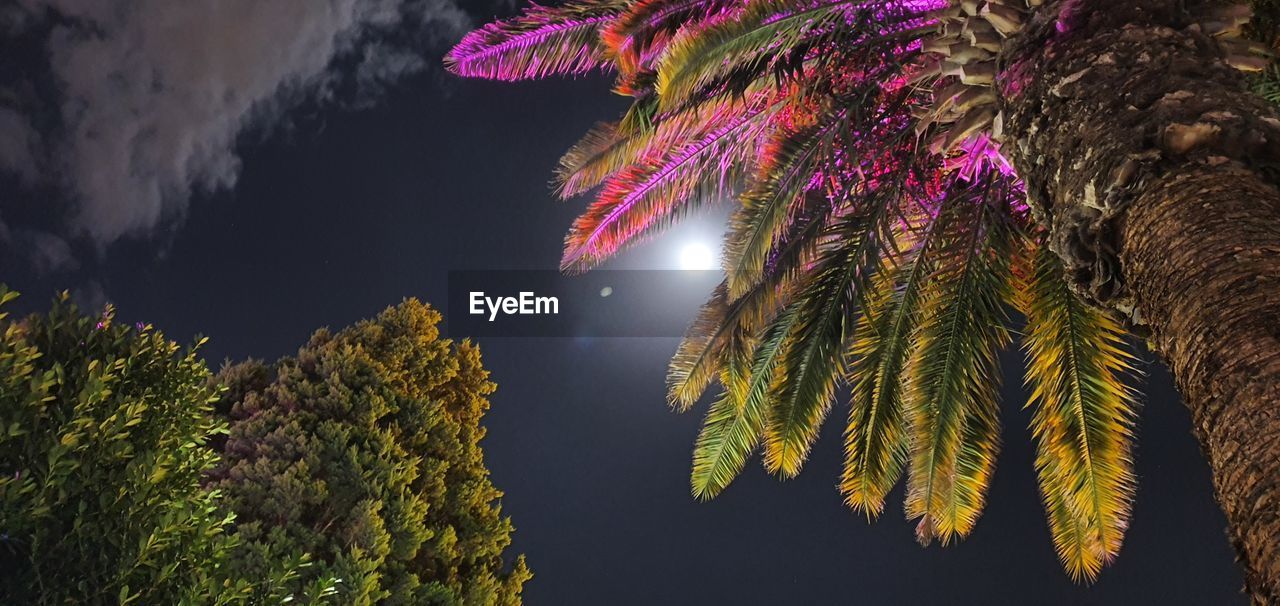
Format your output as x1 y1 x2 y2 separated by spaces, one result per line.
0 292 527 604
0 290 235 604
213 299 530 605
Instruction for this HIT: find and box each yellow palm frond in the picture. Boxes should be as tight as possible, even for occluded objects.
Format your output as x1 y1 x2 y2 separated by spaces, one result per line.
667 279 785 410
690 295 801 497
690 325 764 499
1016 244 1140 582
904 192 1013 545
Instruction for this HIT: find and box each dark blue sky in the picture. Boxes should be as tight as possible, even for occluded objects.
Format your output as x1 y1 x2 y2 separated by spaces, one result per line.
0 6 1247 603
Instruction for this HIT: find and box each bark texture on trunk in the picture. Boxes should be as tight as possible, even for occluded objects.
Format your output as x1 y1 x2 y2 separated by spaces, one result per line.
998 1 1280 602
1124 165 1280 605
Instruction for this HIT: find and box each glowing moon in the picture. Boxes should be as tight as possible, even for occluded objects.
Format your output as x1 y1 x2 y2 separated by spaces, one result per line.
679 242 716 270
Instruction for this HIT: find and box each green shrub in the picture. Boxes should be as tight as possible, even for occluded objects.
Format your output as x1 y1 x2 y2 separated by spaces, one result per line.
0 290 234 604
215 299 530 605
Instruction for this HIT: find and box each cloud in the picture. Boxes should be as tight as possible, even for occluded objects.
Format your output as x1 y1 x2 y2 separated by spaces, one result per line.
0 0 470 252
0 219 77 274
0 107 38 184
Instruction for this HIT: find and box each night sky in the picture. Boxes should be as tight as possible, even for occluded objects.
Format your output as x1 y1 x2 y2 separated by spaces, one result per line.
0 2 1248 603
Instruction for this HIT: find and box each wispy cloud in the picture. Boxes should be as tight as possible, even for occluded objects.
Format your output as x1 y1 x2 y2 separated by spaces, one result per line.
0 0 471 268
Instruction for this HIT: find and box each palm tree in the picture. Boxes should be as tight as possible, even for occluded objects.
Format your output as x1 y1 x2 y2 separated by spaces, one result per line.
445 0 1280 601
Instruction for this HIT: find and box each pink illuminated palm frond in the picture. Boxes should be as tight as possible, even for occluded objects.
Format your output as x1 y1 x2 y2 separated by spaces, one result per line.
444 1 625 80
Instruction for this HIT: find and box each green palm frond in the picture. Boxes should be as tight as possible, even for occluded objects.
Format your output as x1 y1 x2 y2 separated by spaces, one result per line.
668 195 831 411
1017 244 1140 582
561 95 781 271
668 280 784 411
689 294 804 497
556 120 631 198
723 111 845 298
735 171 846 295
668 283 735 411
841 204 947 516
904 188 1014 545
762 204 891 478
724 74 922 299
690 325 766 499
654 0 931 111
654 0 849 110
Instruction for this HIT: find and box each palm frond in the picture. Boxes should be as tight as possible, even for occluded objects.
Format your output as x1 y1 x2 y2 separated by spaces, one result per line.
669 266 796 406
654 0 849 110
561 95 779 271
668 283 735 411
556 93 757 199
556 121 629 198
602 0 739 74
1017 244 1140 582
668 195 832 410
690 324 765 499
723 110 844 298
444 1 625 80
742 168 846 296
904 189 1013 545
762 205 890 478
841 203 944 516
722 70 924 299
690 295 804 497
653 0 928 111
750 94 926 480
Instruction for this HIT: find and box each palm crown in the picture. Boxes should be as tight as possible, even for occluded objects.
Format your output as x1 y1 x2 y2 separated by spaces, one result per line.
445 0 1266 581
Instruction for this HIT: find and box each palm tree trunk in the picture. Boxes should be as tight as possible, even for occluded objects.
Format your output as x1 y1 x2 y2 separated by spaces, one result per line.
1123 164 1280 605
999 1 1280 602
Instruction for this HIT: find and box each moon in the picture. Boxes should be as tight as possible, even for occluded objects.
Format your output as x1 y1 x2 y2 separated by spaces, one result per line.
679 242 716 271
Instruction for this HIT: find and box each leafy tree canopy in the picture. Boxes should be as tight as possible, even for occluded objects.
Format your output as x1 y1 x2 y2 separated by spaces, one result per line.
214 299 530 605
0 289 237 604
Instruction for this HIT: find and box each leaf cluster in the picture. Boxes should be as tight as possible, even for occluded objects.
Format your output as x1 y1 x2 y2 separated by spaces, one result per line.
214 300 531 605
